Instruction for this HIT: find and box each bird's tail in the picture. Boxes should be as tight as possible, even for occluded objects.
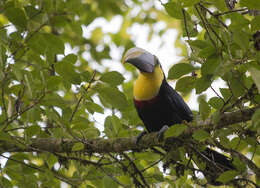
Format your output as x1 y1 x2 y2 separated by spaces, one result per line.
194 147 235 186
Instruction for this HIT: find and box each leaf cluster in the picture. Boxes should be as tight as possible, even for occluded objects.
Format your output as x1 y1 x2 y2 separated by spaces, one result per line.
0 0 259 187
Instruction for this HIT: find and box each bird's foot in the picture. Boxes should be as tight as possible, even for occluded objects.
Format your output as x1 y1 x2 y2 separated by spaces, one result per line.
157 125 169 142
182 120 190 125
136 131 147 145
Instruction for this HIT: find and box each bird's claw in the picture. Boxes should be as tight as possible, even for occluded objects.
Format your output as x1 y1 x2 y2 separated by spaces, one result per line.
157 125 169 142
135 131 147 145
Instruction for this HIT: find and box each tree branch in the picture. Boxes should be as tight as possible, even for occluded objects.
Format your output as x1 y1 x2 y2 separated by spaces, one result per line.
1 106 259 183
1 106 258 154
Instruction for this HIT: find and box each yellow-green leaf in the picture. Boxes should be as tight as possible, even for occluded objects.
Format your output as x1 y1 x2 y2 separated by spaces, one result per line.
168 63 194 80
192 130 210 142
249 67 260 93
4 7 27 29
216 170 239 183
72 143 84 151
164 124 187 138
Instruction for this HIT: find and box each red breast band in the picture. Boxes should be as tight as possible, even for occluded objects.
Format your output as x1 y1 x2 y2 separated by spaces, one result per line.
134 95 160 108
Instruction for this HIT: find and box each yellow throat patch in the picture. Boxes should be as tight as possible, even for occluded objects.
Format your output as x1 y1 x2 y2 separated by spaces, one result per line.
134 65 164 101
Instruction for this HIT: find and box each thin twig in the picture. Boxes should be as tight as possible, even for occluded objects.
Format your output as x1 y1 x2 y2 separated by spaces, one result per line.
0 154 44 172
122 153 150 188
232 178 260 188
199 3 228 29
198 4 225 46
182 8 194 53
0 24 11 30
141 157 164 172
182 9 191 40
214 8 248 16
195 5 217 48
1 92 46 130
99 166 128 188
10 22 47 60
213 138 260 178
8 8 43 61
1 73 7 120
54 153 114 166
49 167 78 186
108 153 144 187
64 71 96 143
69 70 96 123
210 86 225 103
223 84 256 112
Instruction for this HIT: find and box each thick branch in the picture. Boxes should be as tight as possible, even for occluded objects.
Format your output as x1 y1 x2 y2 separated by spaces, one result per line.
1 106 259 178
1 106 258 154
198 105 260 129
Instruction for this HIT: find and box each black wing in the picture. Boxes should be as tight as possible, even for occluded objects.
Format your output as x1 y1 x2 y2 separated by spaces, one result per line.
161 79 193 122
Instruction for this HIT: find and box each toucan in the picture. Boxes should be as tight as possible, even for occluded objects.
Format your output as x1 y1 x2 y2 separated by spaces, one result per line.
123 47 235 185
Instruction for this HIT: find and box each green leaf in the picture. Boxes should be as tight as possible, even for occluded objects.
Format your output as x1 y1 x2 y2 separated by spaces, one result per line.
252 109 260 129
62 54 77 64
96 84 128 110
55 56 81 84
206 0 226 11
100 71 124 86
175 76 196 93
111 115 122 134
195 76 212 94
229 77 245 97
47 76 61 90
0 45 7 67
103 175 118 188
4 7 27 29
212 110 221 125
220 88 232 101
208 97 224 110
192 130 210 142
84 127 100 138
251 15 260 32
198 45 216 58
216 170 239 183
85 102 104 114
72 143 84 151
46 154 58 168
168 63 194 80
201 56 220 76
252 109 260 123
164 124 187 138
233 30 250 51
104 115 122 137
198 97 211 120
91 27 103 44
1 177 12 188
42 33 64 54
25 125 41 138
72 117 90 131
182 0 200 7
164 2 183 19
240 0 260 9
249 67 260 93
188 40 209 49
0 132 12 141
27 33 47 55
229 13 250 31
104 116 115 138
232 157 247 173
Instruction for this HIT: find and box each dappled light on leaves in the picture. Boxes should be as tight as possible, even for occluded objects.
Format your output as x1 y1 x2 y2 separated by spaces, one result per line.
0 0 259 187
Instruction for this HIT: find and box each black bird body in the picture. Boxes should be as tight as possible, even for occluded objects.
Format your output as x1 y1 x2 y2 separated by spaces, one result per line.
134 78 193 132
123 47 235 185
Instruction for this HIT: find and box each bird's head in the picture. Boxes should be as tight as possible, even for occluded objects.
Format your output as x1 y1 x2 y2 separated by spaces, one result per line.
122 47 159 73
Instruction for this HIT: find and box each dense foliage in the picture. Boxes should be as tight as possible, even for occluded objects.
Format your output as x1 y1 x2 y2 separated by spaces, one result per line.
0 0 260 187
